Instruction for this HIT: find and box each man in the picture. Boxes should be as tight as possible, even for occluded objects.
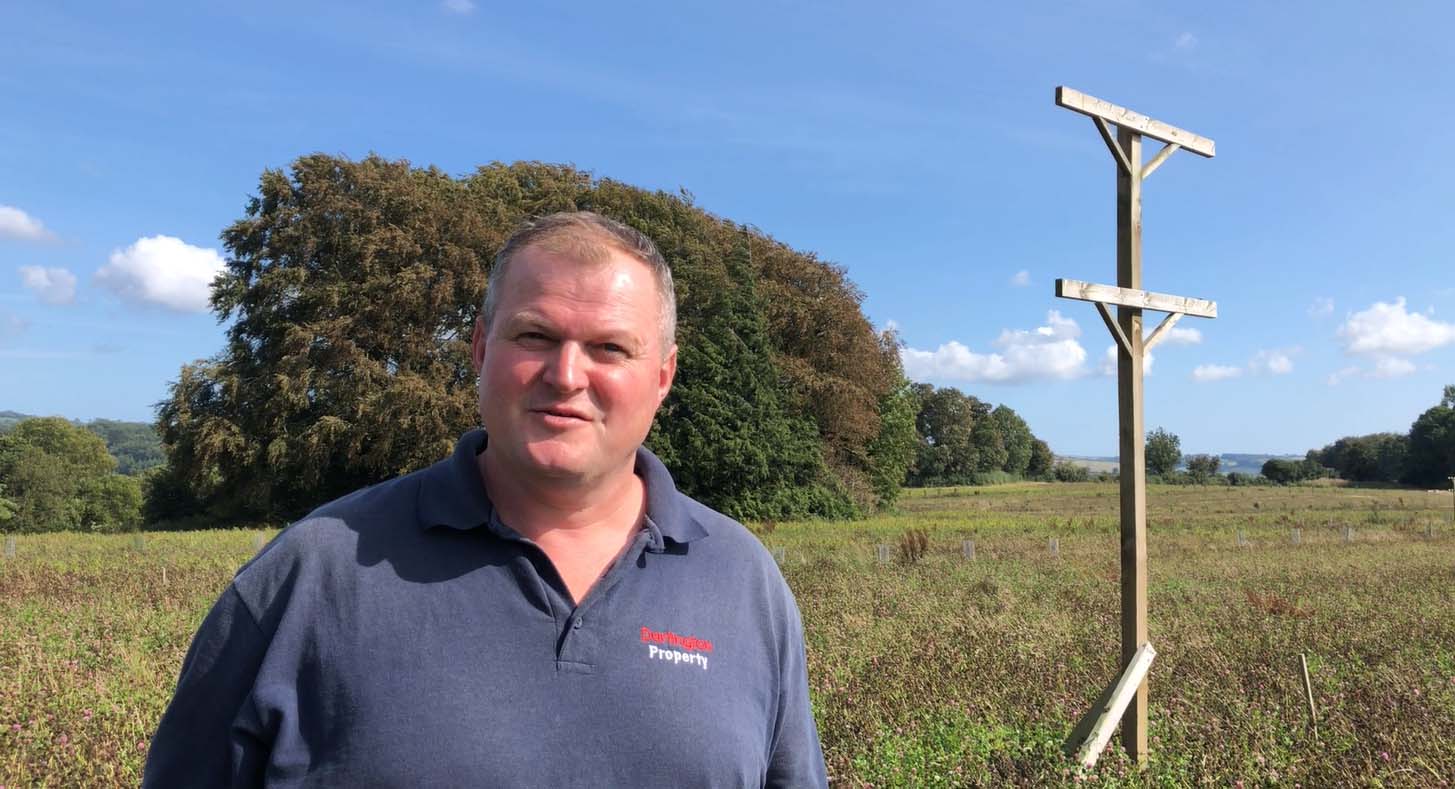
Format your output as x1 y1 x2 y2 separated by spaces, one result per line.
144 211 828 788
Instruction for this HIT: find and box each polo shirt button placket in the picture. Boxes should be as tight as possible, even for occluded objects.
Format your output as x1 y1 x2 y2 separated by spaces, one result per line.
572 617 583 630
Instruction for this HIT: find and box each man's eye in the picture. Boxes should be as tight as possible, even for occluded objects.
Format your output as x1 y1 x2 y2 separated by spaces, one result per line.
517 332 552 345
600 343 629 357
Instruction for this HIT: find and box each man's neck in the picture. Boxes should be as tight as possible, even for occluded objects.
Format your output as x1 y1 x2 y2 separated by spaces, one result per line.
477 450 646 543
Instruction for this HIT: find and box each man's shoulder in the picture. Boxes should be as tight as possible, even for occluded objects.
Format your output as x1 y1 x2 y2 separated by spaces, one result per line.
231 465 436 620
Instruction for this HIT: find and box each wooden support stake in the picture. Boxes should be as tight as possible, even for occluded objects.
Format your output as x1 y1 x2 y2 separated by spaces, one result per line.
1066 642 1158 768
876 544 891 564
1291 528 1302 546
962 539 976 560
1049 537 1060 558
3 536 14 559
1300 654 1319 736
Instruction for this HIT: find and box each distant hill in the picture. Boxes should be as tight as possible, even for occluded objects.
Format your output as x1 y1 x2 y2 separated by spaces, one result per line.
1 410 163 476
1057 453 1305 475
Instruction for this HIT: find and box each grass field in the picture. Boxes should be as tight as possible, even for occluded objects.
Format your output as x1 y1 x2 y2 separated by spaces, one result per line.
3 483 1453 786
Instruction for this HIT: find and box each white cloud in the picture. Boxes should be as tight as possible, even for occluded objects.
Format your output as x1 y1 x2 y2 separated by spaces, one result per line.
1192 364 1241 382
1175 32 1198 49
1370 357 1417 378
19 266 77 305
1009 270 1030 287
0 205 55 241
883 319 900 333
1338 297 1455 356
1159 326 1202 346
93 235 226 313
1327 366 1360 386
1249 348 1294 375
1308 297 1334 318
442 0 475 13
900 310 1087 383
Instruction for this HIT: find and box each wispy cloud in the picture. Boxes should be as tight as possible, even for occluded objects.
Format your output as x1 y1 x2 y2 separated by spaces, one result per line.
901 310 1087 384
94 235 226 313
1248 348 1295 376
1009 270 1030 287
0 310 28 342
1192 364 1241 382
1308 297 1334 318
1160 326 1202 346
19 266 77 305
441 0 475 14
1175 32 1198 50
0 205 55 241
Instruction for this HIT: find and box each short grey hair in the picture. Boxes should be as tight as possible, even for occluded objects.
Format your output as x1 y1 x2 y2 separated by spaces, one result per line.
481 211 677 351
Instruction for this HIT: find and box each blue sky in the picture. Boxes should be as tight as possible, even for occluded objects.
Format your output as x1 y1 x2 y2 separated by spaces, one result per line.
2 1 1453 456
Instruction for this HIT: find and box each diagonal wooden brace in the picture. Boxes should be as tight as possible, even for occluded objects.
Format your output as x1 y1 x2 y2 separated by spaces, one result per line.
1141 312 1184 355
1096 301 1135 358
1064 642 1158 769
1093 117 1133 176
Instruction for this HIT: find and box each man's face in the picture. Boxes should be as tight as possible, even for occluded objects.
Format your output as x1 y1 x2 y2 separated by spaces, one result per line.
471 245 676 486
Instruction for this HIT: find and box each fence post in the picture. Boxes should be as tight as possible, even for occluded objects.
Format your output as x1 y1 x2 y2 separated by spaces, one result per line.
1290 528 1301 546
132 533 145 552
962 539 976 561
1049 537 1060 558
876 544 891 564
1342 525 1353 543
3 536 14 559
1236 531 1248 548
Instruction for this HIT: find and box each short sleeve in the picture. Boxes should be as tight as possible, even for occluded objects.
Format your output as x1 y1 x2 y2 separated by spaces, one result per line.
143 584 271 788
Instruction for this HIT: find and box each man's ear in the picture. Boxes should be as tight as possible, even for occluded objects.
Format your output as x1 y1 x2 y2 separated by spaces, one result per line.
470 318 489 374
657 344 678 404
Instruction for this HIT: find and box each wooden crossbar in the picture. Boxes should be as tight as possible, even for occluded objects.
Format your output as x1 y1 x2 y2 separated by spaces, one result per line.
1056 279 1217 319
1056 87 1215 158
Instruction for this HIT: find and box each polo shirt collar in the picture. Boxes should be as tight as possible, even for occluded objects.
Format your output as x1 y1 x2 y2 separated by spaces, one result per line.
416 429 710 549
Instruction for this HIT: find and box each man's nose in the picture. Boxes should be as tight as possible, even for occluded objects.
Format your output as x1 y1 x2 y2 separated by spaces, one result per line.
543 342 586 391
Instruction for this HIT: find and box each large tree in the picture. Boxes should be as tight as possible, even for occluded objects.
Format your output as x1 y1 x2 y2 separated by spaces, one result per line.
156 155 909 523
649 232 853 519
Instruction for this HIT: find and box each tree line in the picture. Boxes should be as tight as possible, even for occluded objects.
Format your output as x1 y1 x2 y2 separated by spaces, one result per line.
1273 385 1455 487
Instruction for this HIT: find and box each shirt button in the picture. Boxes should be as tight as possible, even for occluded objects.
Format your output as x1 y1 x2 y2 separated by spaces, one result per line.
572 618 583 629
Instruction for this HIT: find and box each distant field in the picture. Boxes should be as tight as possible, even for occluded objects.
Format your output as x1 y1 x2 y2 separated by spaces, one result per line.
3 484 1454 786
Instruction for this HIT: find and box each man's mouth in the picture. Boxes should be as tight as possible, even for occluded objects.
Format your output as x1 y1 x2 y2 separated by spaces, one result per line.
532 406 592 422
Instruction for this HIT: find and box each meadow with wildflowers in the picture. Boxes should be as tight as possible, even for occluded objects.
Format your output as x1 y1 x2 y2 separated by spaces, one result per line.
2 483 1453 786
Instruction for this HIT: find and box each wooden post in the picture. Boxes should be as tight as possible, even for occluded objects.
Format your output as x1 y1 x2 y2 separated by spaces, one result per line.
962 539 976 560
1291 528 1302 545
3 536 14 559
876 544 891 564
1050 536 1061 558
1055 86 1216 767
1113 123 1150 762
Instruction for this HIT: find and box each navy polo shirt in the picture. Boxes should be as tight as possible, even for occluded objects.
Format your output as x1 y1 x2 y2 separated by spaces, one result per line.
143 430 826 788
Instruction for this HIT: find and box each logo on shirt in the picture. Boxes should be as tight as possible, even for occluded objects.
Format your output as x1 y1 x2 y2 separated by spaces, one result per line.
639 626 712 671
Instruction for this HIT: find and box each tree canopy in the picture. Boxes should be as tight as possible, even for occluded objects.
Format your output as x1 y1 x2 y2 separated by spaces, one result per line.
1145 427 1181 478
0 418 142 533
155 155 914 524
903 384 1052 486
